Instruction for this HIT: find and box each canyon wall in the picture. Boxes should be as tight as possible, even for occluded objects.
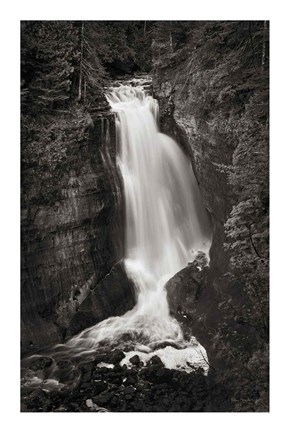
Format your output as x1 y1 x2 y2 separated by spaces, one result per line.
153 48 234 354
152 22 269 379
21 106 134 354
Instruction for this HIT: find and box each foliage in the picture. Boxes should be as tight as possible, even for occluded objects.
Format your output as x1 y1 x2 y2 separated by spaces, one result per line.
21 21 80 112
220 86 269 411
153 21 269 411
21 21 155 110
21 20 155 208
21 107 91 207
89 21 155 73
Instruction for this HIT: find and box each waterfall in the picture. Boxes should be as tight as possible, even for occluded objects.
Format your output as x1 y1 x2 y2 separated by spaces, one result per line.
22 82 212 379
106 84 211 336
63 84 212 372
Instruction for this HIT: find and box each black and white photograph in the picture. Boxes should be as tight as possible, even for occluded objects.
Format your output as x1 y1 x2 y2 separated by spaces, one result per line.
1 0 286 425
19 19 270 414
5 0 289 426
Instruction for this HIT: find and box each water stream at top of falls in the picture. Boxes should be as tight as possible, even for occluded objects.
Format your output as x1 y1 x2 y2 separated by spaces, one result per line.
21 81 213 387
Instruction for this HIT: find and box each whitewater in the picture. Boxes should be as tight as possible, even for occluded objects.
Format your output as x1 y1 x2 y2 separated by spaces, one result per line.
22 82 212 383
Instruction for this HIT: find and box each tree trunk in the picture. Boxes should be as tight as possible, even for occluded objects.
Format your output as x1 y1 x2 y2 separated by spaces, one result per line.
83 78 87 103
78 21 84 102
169 21 173 52
261 20 268 74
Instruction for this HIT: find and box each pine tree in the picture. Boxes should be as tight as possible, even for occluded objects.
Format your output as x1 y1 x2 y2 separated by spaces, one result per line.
76 21 108 103
22 21 79 112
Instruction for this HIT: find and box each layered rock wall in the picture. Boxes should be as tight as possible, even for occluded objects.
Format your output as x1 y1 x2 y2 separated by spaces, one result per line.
21 110 128 353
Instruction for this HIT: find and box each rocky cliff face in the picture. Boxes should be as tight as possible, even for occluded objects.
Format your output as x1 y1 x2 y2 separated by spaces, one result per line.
153 64 233 271
153 64 233 354
21 107 134 354
152 22 268 357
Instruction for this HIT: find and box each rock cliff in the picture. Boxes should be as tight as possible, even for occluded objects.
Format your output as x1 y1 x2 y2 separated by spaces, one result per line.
21 107 135 354
152 22 269 371
153 51 233 355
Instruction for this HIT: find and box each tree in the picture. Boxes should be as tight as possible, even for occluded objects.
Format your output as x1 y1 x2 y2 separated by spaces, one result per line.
21 21 80 113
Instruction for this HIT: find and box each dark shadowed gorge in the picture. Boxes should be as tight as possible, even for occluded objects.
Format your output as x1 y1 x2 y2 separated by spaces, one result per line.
21 21 269 412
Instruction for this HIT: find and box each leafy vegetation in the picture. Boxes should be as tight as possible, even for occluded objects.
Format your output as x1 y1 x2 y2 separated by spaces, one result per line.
21 107 92 206
21 21 155 111
220 86 269 411
153 21 269 411
21 21 154 207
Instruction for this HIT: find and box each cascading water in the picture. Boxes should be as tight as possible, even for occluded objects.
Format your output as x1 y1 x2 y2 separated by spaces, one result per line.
63 83 212 368
21 81 212 389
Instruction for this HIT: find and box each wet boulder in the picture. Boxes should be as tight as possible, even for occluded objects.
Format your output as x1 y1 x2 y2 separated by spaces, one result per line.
165 256 214 350
148 355 164 367
29 356 53 371
165 256 207 319
129 355 141 366
66 261 136 337
142 365 173 384
106 349 125 365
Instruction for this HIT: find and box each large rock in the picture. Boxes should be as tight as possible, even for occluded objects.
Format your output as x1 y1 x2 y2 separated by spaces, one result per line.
166 266 201 314
166 253 208 316
165 259 218 352
66 261 136 337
